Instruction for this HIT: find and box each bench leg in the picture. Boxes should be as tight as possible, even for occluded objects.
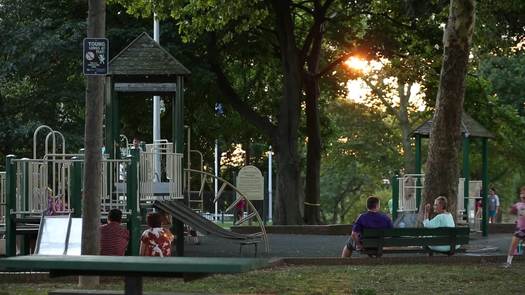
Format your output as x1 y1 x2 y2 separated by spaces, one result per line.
125 275 143 295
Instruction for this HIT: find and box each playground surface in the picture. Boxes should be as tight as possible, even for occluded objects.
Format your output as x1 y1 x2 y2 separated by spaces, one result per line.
184 231 512 258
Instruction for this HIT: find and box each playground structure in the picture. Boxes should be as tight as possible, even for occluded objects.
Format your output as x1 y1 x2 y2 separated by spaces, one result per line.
0 125 268 256
392 174 483 231
0 32 268 257
392 113 494 235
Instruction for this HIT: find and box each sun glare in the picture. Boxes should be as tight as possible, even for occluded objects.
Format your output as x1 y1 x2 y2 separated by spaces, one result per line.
344 56 370 73
344 56 426 111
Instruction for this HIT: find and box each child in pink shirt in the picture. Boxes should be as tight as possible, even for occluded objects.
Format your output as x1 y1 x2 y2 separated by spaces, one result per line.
504 186 525 268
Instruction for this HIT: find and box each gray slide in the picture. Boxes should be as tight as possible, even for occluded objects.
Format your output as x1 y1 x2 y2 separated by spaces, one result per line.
153 200 262 241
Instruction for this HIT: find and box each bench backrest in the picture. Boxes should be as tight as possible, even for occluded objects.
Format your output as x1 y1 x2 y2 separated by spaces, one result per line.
361 227 470 248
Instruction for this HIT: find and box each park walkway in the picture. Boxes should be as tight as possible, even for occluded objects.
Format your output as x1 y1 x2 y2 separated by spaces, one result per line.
183 232 512 258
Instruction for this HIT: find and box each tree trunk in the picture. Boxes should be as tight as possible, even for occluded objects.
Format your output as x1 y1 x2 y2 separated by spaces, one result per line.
271 0 303 225
398 82 415 174
302 4 324 225
304 75 321 224
423 0 476 220
79 0 105 288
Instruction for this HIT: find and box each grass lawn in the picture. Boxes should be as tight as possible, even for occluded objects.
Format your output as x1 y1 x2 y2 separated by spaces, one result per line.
0 262 522 295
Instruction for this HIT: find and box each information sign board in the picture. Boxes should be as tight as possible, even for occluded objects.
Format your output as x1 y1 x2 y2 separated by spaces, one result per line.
83 38 109 75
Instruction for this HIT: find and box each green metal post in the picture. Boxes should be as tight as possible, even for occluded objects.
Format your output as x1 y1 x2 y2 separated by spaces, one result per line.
174 76 185 193
415 135 422 174
105 78 120 159
415 135 422 210
5 155 17 257
71 159 82 218
391 174 399 221
482 138 489 236
20 159 29 254
462 136 470 222
127 148 141 255
112 85 120 159
173 76 186 256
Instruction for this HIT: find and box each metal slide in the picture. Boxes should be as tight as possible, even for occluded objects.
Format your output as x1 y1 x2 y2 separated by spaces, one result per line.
153 200 265 242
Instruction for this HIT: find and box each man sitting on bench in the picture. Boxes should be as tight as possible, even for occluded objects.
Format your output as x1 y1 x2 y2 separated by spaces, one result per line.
341 196 393 257
423 196 459 253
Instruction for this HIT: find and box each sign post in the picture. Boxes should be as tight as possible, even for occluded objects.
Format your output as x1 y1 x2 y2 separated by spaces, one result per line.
83 38 109 75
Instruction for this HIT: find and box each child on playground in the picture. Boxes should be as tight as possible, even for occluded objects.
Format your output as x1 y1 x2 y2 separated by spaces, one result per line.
503 186 525 268
100 209 129 256
140 212 175 257
488 188 500 224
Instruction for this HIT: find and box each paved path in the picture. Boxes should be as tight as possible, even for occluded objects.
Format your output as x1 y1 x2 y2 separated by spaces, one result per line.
182 232 513 258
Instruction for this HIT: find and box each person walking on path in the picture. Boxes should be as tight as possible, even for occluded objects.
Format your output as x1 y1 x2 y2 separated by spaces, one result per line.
423 196 459 253
503 186 525 268
341 196 393 257
100 209 129 256
488 188 500 224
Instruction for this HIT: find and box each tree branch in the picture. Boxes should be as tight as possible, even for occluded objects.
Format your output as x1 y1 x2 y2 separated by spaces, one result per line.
206 35 277 138
315 51 353 78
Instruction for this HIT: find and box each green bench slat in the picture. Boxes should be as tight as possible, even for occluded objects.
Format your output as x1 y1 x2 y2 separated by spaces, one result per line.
360 227 469 256
0 255 268 275
361 227 469 238
362 236 469 248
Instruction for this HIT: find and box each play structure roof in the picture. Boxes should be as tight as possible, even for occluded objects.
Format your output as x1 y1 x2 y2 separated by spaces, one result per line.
109 32 190 77
411 112 495 139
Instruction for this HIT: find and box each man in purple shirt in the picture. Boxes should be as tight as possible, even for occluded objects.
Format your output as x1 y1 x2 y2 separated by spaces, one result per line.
341 196 393 257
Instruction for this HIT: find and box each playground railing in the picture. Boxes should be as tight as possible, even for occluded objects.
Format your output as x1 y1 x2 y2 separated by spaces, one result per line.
0 171 5 225
11 158 75 216
397 174 423 212
394 174 483 225
8 157 137 217
100 158 132 215
139 151 183 201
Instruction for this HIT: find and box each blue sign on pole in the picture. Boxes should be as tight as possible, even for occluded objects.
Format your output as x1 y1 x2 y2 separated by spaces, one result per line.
83 38 109 75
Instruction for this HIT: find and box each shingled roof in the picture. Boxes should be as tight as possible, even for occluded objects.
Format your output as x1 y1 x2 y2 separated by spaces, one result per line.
411 112 495 139
109 32 190 76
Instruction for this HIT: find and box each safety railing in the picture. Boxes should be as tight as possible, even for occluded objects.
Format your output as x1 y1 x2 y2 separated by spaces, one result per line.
139 151 183 201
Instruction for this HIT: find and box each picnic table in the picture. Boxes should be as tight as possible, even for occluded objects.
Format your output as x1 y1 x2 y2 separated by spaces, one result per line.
0 255 269 295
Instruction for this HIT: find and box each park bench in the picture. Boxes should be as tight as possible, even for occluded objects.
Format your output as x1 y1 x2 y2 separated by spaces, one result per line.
0 255 269 295
361 227 470 257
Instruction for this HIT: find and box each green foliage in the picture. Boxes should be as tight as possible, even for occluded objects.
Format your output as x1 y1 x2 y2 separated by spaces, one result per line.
463 53 525 209
320 99 401 223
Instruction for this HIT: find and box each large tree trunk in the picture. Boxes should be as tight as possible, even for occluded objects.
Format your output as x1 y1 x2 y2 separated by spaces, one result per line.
398 83 415 174
423 0 476 219
271 0 303 224
304 76 321 224
80 0 105 288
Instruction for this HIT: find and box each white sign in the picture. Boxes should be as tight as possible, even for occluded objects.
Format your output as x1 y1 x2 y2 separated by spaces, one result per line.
236 165 264 201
